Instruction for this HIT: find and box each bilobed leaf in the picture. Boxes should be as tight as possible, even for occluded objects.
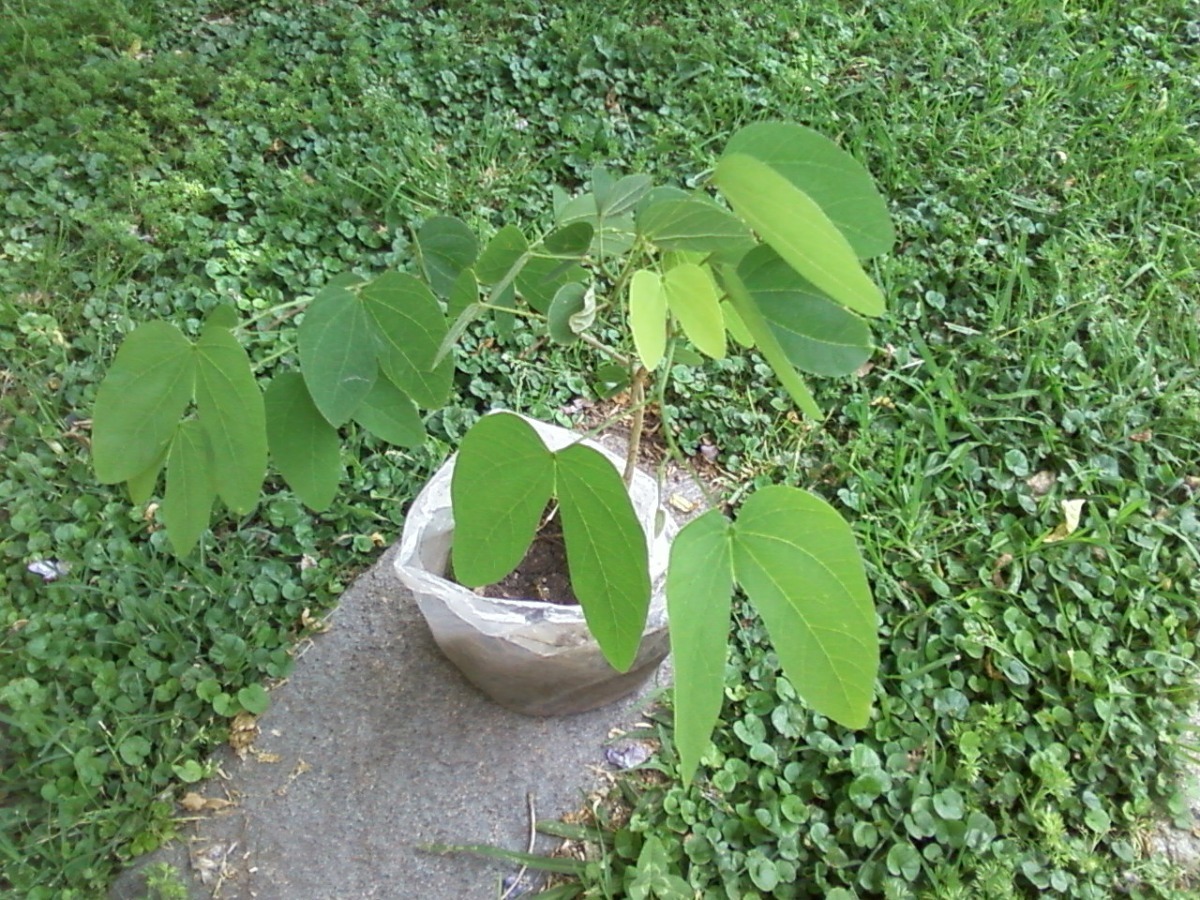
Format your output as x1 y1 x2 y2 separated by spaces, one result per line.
721 265 821 418
599 174 653 218
298 282 377 426
264 372 342 512
475 225 529 285
417 216 478 297
126 448 167 505
360 271 452 408
738 245 872 376
354 373 426 447
448 268 479 317
721 301 755 348
205 304 239 329
163 419 215 557
590 165 615 210
715 153 885 317
490 282 517 342
194 322 267 514
451 413 555 586
724 121 894 259
547 282 589 345
628 269 667 370
637 196 756 254
555 191 598 226
667 509 734 786
93 321 196 484
544 221 594 256
663 263 725 360
555 443 651 672
730 486 878 729
516 256 588 314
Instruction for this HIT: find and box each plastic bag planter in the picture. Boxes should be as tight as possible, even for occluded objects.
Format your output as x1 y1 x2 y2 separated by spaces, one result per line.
394 414 675 716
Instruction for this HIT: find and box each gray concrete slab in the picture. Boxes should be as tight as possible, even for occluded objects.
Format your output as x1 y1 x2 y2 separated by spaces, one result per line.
112 542 669 899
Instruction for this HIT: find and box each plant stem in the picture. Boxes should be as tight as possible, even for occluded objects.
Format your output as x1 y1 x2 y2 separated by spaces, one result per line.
623 366 648 486
654 340 722 510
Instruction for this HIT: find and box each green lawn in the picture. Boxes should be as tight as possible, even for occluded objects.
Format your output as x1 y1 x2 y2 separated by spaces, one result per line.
2 0 1198 896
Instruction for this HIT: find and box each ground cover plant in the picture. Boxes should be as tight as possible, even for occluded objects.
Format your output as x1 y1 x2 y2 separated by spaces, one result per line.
1 0 1198 897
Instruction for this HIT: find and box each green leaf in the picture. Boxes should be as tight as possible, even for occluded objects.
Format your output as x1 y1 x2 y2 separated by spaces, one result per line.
491 282 517 342
720 265 821 418
298 282 377 426
637 196 756 254
668 509 734 787
738 245 872 376
730 486 878 729
715 153 885 317
194 322 267 514
451 413 554 586
448 267 479 317
724 121 894 258
237 683 270 715
555 443 651 673
547 282 590 345
353 375 426 447
555 191 598 226
628 269 667 370
516 256 588 313
721 301 755 348
598 174 653 218
475 225 529 285
593 363 630 398
544 221 594 256
93 321 196 484
264 373 342 512
205 304 239 329
118 735 152 766
360 271 452 408
163 420 215 557
126 447 167 505
663 263 725 360
589 165 615 210
417 216 478 298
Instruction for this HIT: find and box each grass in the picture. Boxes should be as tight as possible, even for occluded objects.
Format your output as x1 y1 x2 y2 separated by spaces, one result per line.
1 0 1198 896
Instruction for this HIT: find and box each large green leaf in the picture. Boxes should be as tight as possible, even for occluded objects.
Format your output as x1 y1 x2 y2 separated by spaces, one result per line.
475 225 529 285
555 443 651 673
162 420 215 557
738 245 872 376
637 196 756 254
194 322 267 514
125 450 166 506
720 265 821 419
353 375 426 448
417 216 478 297
264 372 342 512
544 222 594 256
298 282 377 426
730 486 878 729
628 269 667 370
93 321 196 484
451 413 555 587
448 267 479 317
547 282 590 345
667 509 734 786
599 174 653 218
360 271 452 408
663 263 725 360
724 122 895 259
715 153 885 317
516 256 588 314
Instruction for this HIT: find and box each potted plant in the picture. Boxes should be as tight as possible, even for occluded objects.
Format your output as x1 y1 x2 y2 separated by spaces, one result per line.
91 121 893 783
